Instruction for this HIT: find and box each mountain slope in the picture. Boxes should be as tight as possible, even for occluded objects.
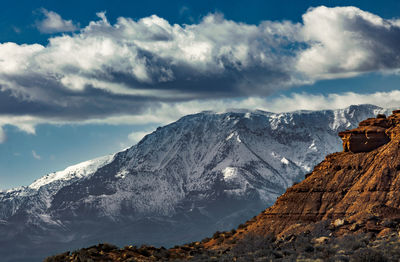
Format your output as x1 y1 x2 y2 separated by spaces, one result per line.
46 108 400 262
0 104 389 261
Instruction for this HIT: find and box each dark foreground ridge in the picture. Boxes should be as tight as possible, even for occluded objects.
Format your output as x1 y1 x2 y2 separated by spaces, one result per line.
45 233 400 261
46 110 400 261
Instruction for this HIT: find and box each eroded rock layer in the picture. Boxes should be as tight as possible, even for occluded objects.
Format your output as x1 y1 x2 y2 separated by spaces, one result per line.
338 113 396 153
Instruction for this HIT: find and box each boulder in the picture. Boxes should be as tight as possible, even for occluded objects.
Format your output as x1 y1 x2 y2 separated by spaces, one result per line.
339 126 390 153
338 115 393 153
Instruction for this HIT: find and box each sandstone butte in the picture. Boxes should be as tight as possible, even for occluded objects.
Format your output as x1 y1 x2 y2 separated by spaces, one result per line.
204 109 400 249
46 110 400 261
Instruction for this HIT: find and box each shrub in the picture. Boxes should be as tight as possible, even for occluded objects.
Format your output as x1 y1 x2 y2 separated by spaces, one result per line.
335 235 368 251
350 248 388 262
238 223 246 229
231 233 274 257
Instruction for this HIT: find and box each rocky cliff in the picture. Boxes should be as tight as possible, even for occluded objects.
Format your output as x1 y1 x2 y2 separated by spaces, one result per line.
338 113 393 153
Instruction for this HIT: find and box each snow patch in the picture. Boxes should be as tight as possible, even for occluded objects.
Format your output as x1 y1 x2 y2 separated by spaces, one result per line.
222 167 237 180
38 214 58 225
309 140 317 151
115 169 129 179
226 133 234 141
330 110 347 130
226 132 241 143
281 158 289 165
29 154 115 190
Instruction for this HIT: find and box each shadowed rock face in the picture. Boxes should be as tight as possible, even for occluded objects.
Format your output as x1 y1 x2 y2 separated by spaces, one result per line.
338 113 397 153
339 126 389 153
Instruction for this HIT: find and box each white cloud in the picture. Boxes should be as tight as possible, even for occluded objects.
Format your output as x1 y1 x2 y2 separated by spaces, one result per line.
0 115 37 135
12 26 21 34
128 129 155 143
297 6 400 79
36 8 78 33
0 6 400 138
257 91 400 112
1 11 302 105
0 89 399 141
11 90 400 125
115 90 400 123
32 150 41 160
1 6 398 108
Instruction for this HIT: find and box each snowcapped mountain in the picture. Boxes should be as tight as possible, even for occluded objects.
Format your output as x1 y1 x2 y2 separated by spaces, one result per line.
0 104 390 261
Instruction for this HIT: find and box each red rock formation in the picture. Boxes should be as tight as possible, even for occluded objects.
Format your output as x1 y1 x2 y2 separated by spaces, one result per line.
206 110 400 248
338 114 392 153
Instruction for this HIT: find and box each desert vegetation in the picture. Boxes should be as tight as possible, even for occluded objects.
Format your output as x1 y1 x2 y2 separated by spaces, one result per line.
45 231 400 262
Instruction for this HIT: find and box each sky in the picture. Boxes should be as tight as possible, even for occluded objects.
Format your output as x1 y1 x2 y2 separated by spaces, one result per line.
1 0 400 189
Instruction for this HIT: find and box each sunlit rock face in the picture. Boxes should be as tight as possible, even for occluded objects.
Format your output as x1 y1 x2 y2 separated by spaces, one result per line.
338 112 400 153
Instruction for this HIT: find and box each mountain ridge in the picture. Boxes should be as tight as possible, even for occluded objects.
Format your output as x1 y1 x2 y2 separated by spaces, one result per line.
0 104 391 261
204 109 400 250
45 107 400 262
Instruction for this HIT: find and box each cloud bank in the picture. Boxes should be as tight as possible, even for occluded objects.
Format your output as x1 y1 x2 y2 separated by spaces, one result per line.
297 6 400 79
2 90 399 133
1 6 400 138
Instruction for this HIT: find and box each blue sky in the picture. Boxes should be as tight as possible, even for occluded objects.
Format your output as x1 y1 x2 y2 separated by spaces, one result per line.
1 0 400 189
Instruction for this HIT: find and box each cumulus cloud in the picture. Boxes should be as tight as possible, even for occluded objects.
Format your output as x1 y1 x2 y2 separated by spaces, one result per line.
4 12 302 102
0 11 304 128
1 6 400 138
36 8 78 33
32 150 41 160
297 6 400 79
128 129 155 143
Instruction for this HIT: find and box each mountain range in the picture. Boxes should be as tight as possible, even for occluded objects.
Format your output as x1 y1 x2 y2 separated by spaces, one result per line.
0 104 389 261
46 107 400 262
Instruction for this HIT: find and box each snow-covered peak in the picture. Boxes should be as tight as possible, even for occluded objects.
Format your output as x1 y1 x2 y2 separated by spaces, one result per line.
0 186 27 194
10 104 390 194
28 154 115 190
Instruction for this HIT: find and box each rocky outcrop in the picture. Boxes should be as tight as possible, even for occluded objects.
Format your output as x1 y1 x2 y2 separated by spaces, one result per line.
338 113 397 153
